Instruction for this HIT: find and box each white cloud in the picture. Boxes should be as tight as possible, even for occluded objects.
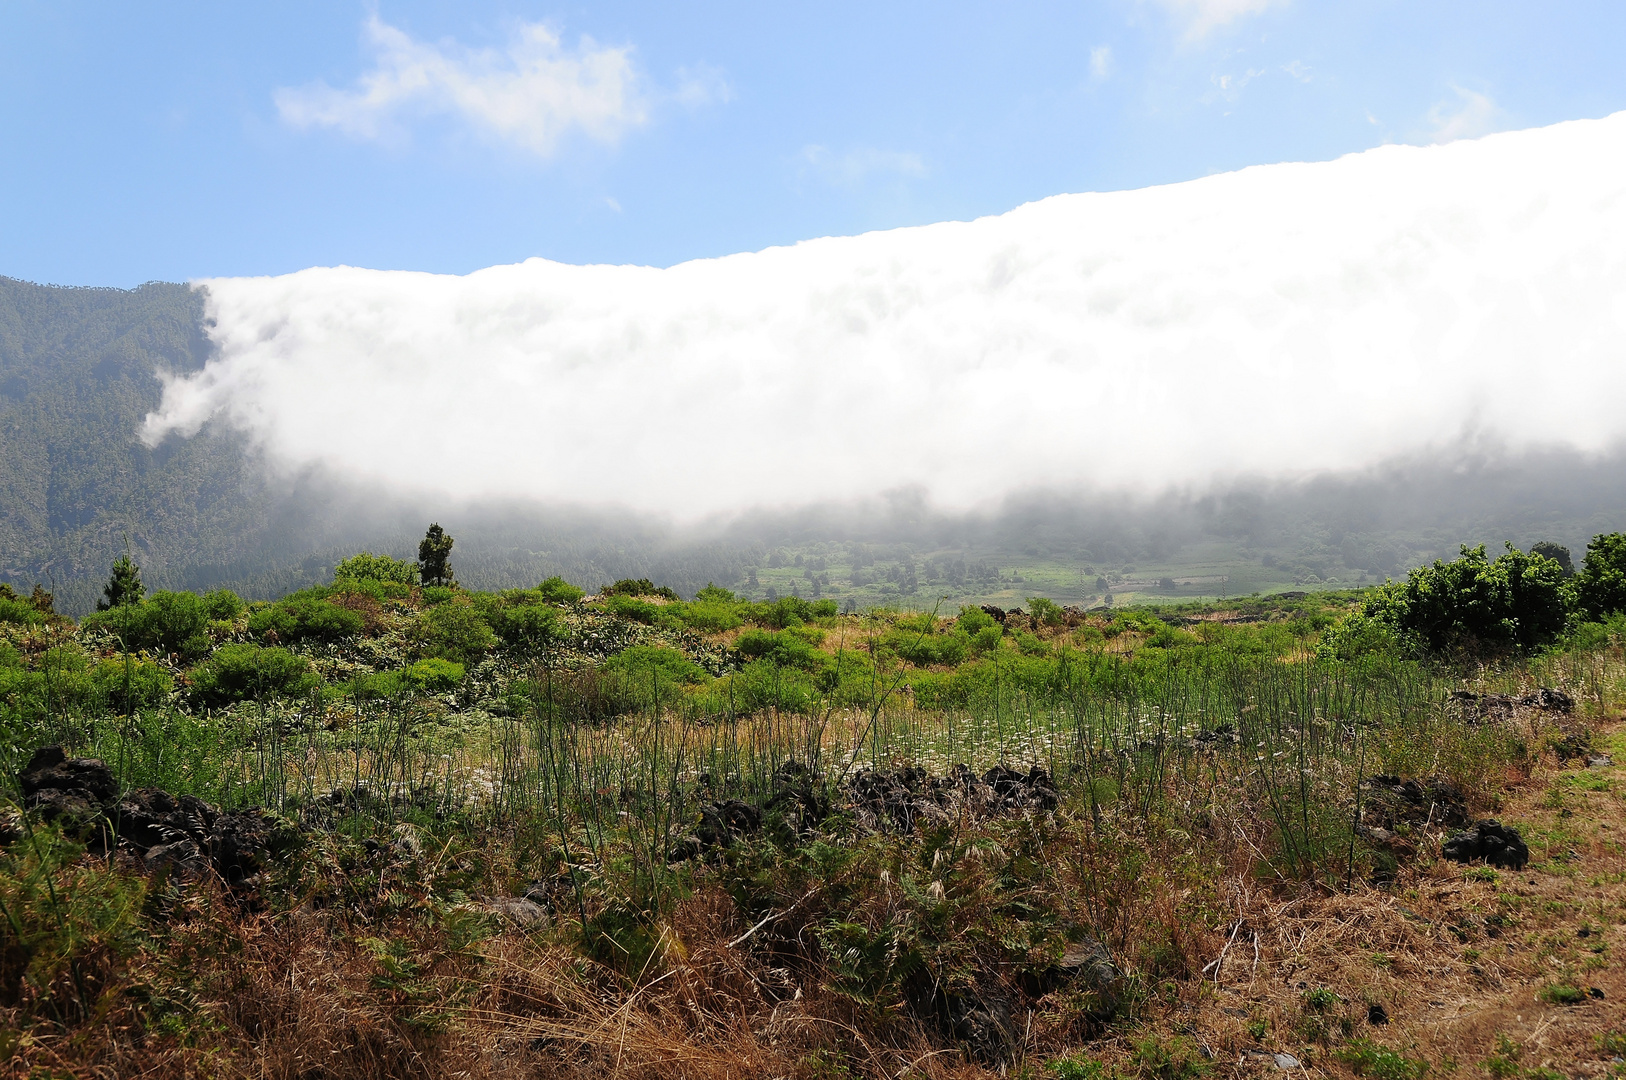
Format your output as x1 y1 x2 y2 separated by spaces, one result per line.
799 145 927 188
674 63 732 109
1152 0 1289 39
275 16 647 156
1426 85 1502 144
1282 59 1311 82
1090 45 1114 82
145 113 1626 520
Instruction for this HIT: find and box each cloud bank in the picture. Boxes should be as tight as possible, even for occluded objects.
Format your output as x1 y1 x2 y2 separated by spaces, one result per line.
145 112 1626 521
275 16 646 156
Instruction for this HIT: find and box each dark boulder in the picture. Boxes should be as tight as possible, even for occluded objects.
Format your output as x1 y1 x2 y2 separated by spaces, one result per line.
1442 820 1529 870
18 745 117 821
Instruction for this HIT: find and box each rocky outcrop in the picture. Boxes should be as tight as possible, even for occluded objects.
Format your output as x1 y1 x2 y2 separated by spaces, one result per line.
1441 820 1530 870
13 744 293 884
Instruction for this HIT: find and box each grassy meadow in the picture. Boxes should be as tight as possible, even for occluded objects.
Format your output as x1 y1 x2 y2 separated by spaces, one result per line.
1 552 1623 1077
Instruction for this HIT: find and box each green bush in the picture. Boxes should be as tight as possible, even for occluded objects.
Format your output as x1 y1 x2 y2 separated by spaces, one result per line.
537 575 585 605
84 590 212 660
603 578 681 601
333 551 418 586
90 657 174 712
1360 543 1567 655
602 594 662 624
735 628 824 670
672 601 744 633
248 596 365 645
1570 532 1626 620
201 589 245 621
1028 596 1065 627
473 592 563 649
956 605 997 635
403 657 464 692
1336 1039 1429 1080
604 645 707 692
0 596 45 626
417 602 496 665
190 645 317 706
1317 611 1401 661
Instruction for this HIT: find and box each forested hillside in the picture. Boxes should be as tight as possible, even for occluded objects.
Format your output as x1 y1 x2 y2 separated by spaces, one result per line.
0 277 278 612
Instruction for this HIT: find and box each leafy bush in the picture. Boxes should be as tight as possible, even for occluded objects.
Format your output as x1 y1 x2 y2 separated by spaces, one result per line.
1570 532 1626 620
1028 596 1065 627
886 626 968 667
1359 543 1567 655
84 590 212 660
416 602 496 665
403 657 464 692
602 594 662 625
537 575 585 605
673 602 743 633
247 596 365 645
604 646 707 688
333 551 418 585
0 595 46 626
190 645 317 706
735 628 824 670
956 605 997 634
201 589 245 621
90 657 174 712
1336 1039 1429 1080
473 592 563 649
603 578 680 601
1317 611 1402 661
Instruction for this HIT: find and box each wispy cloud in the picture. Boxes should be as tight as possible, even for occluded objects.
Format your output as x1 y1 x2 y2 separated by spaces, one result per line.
799 145 927 188
275 16 648 157
674 63 732 109
1281 59 1312 83
1151 0 1290 40
1425 85 1502 143
1090 45 1114 83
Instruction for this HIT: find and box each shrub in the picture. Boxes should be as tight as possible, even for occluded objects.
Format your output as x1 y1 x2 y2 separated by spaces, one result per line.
190 645 317 706
1360 543 1567 655
537 575 585 605
201 589 245 621
0 595 45 626
1028 596 1066 627
735 628 823 670
674 602 743 633
333 551 418 586
1571 532 1626 620
84 591 212 660
1336 1040 1429 1080
417 602 496 665
956 605 997 634
90 657 174 712
1317 611 1401 661
604 646 707 688
474 592 563 650
248 596 365 645
603 578 680 601
403 657 464 692
602 594 662 624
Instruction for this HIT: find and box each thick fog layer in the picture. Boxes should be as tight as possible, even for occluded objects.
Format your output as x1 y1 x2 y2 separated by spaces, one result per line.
143 113 1626 519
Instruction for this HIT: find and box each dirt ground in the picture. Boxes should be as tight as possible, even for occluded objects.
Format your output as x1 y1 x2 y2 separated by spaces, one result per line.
1117 722 1626 1078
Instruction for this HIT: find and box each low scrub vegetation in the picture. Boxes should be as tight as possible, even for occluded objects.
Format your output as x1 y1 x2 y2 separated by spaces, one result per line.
1 532 1625 1076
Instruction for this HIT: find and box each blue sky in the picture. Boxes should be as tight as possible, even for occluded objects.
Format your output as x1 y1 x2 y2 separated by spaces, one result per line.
4 1 1626 287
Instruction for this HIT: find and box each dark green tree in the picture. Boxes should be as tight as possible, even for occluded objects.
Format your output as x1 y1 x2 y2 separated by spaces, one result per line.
97 550 144 610
1529 541 1575 577
417 523 455 587
1570 532 1626 620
